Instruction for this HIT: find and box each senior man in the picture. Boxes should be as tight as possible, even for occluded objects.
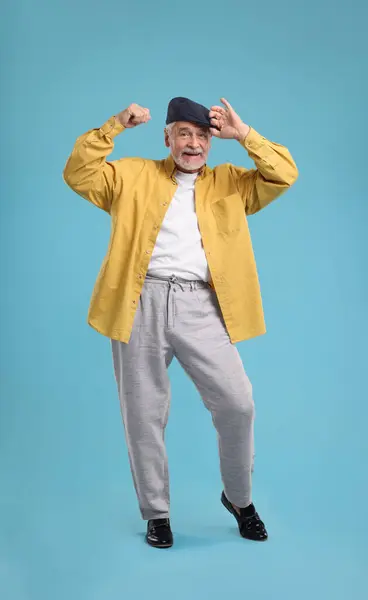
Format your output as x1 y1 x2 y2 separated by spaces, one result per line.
63 96 298 548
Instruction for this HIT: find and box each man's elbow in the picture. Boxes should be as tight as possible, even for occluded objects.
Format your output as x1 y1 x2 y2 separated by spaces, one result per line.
62 160 73 188
284 162 299 187
62 161 81 192
62 169 71 188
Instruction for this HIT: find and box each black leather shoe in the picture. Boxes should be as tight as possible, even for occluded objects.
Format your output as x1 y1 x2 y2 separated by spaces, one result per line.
221 492 268 541
146 518 173 548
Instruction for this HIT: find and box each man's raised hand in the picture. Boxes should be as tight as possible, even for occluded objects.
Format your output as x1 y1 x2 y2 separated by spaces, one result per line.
116 103 151 128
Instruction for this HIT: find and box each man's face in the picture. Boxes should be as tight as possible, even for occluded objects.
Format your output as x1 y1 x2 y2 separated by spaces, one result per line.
165 121 211 173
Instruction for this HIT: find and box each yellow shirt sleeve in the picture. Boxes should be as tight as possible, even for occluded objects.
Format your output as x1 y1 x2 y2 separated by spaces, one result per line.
231 128 299 215
63 116 126 213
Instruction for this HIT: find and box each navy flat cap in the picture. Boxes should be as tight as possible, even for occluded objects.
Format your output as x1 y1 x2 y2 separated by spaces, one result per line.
166 97 211 128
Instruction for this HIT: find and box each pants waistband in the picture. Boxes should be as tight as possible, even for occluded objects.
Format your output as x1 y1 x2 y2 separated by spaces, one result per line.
144 274 210 289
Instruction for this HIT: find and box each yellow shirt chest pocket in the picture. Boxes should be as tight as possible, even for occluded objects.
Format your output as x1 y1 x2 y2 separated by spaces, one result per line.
210 192 246 235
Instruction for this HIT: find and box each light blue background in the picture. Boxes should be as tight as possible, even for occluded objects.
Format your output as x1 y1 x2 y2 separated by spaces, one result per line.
1 0 367 598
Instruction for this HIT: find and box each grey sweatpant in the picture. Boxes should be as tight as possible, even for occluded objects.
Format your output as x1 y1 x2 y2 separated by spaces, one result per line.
112 274 255 520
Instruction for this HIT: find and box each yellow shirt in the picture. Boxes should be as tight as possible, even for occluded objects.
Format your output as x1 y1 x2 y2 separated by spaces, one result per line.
63 116 298 344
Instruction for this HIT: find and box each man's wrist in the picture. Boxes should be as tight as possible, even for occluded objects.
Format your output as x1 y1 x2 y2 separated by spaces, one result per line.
115 113 125 127
235 123 251 142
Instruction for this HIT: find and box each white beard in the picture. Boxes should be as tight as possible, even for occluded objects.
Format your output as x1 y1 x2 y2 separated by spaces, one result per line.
173 153 206 172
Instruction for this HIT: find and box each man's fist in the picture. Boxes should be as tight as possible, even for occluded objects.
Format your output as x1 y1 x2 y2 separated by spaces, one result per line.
115 103 151 128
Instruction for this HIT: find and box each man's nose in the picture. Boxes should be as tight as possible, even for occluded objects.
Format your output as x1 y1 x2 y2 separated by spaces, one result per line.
188 136 200 147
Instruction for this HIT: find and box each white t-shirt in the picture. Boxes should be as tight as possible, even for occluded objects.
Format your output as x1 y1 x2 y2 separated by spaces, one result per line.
147 169 210 282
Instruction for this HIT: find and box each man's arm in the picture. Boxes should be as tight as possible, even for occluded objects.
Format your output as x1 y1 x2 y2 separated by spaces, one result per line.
62 104 151 213
231 128 299 216
209 98 299 216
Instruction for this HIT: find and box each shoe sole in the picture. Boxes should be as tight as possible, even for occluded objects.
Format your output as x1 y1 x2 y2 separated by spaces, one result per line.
146 537 173 549
221 493 268 542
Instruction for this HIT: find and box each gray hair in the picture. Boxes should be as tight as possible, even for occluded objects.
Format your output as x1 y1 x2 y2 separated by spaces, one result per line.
165 122 176 137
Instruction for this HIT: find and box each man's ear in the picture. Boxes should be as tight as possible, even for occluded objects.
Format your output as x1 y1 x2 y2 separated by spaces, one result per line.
164 129 170 148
